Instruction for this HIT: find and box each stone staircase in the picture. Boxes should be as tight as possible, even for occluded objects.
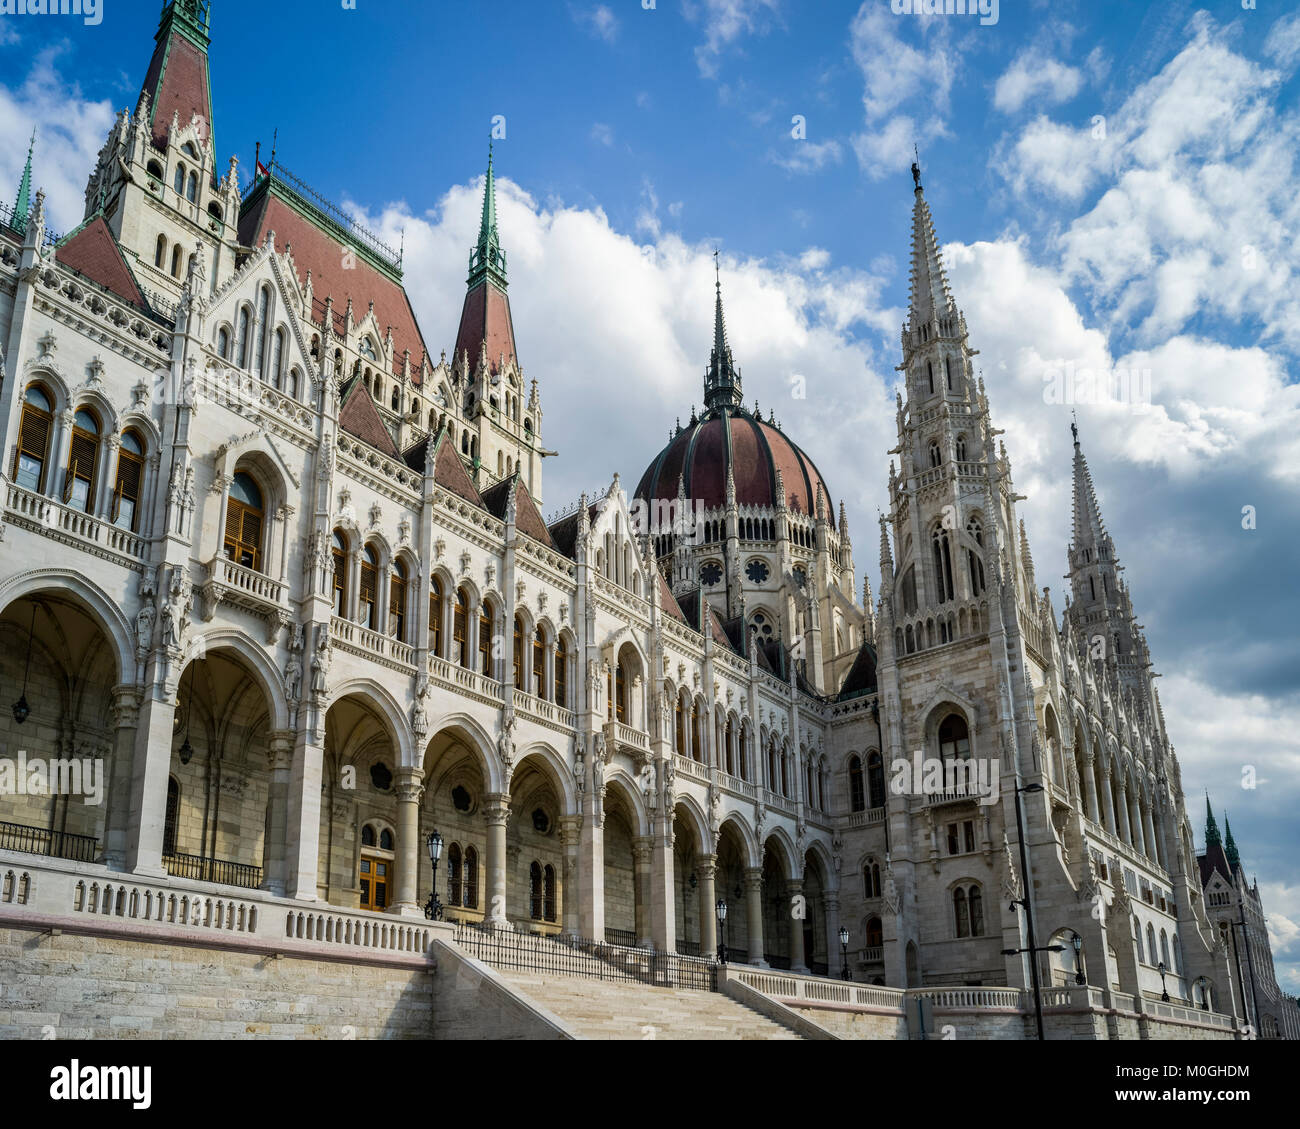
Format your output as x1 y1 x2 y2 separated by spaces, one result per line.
498 970 804 1040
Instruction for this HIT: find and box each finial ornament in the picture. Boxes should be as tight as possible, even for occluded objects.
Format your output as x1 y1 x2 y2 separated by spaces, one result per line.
911 144 921 190
1071 410 1079 445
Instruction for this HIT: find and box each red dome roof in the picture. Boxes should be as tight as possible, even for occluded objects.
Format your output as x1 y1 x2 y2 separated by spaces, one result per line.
635 407 833 517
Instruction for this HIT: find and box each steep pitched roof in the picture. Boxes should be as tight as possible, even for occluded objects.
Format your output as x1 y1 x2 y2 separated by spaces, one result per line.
238 182 429 381
657 572 686 623
55 217 148 310
139 3 214 152
838 642 879 699
480 474 554 549
337 375 400 459
429 426 483 507
453 279 518 376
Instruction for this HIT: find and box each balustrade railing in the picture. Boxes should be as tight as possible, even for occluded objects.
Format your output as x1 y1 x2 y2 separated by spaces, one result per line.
163 852 262 890
4 481 147 561
0 820 97 863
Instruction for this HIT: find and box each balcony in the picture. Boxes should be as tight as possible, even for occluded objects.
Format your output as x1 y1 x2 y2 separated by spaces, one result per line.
428 653 501 706
0 818 97 863
201 556 289 642
3 479 148 567
512 688 575 732
604 719 651 761
330 616 417 672
846 808 887 828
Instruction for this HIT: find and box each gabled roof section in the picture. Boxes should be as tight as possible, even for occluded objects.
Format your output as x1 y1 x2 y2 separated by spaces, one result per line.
480 474 554 550
429 426 483 507
1198 845 1233 890
657 572 686 623
56 217 149 311
239 177 428 381
838 642 879 700
139 1 214 153
547 502 600 561
337 375 400 460
453 277 518 376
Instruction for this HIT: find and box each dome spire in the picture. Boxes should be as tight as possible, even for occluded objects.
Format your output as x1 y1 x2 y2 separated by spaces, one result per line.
907 158 958 331
468 141 507 289
12 129 35 234
704 251 742 412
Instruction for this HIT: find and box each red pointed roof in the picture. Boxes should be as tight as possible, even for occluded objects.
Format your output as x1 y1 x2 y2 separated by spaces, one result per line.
239 185 429 382
480 475 554 549
431 428 483 507
56 217 148 310
337 377 399 459
139 13 212 152
453 279 517 375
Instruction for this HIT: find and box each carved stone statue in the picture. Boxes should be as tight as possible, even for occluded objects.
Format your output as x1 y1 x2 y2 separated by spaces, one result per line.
412 679 431 743
284 652 303 705
310 626 331 696
134 603 156 660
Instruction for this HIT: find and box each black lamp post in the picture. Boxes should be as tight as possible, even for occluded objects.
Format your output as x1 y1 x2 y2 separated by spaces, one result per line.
1005 780 1054 1040
839 926 850 981
1158 960 1170 1002
1071 931 1086 986
716 898 728 964
11 602 36 725
423 830 444 921
178 664 197 766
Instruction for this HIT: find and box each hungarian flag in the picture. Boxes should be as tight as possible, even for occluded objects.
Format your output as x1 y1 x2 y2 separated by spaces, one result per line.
256 161 270 181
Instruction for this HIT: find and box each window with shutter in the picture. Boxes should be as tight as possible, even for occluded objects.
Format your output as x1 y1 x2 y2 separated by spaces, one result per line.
429 579 444 657
389 566 406 641
14 403 52 491
223 473 264 571
112 447 144 531
332 531 347 615
65 426 98 512
359 554 378 629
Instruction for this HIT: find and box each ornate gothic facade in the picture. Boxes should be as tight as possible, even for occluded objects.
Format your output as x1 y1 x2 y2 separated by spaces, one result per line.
0 1 1285 1037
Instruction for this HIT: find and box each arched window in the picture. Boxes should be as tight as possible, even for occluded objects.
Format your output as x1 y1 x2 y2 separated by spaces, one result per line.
111 429 145 531
288 368 300 399
448 843 463 905
477 601 493 675
928 441 941 468
863 859 881 898
254 288 271 379
969 886 983 936
926 360 935 394
938 714 970 761
932 527 955 603
533 627 545 699
454 589 470 667
362 824 376 848
379 828 394 851
849 756 865 812
186 171 198 203
173 163 186 196
615 661 628 724
170 244 183 278
675 697 686 754
464 845 479 908
529 861 543 919
331 531 348 615
216 326 230 359
1160 929 1170 970
543 864 557 922
513 614 525 688
236 306 251 368
945 356 954 390
154 234 167 269
224 472 264 570
954 887 969 938
1146 923 1157 966
163 777 179 857
429 577 444 657
867 751 886 808
967 519 986 595
391 387 400 413
555 638 568 709
359 546 379 629
692 704 702 763
271 327 286 390
865 915 883 948
955 434 966 461
389 559 407 641
61 407 100 512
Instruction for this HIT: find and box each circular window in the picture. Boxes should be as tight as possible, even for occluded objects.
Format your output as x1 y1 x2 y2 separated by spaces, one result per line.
793 566 807 590
452 785 472 812
370 762 393 791
746 559 770 583
700 561 723 586
749 612 775 640
532 808 551 834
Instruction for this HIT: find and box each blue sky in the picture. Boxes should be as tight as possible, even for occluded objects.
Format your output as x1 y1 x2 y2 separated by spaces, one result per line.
3 1 1299 992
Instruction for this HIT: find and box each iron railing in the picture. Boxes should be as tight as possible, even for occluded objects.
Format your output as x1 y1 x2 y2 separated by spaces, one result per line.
163 852 262 890
765 954 792 971
0 819 97 863
604 927 638 947
453 920 718 993
678 939 701 957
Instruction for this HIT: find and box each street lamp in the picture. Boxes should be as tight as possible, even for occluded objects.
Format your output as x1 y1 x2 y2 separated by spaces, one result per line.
11 603 37 725
1071 931 1085 986
1158 961 1170 1002
839 926 850 981
424 830 444 921
178 664 197 766
1006 780 1053 1040
716 898 728 964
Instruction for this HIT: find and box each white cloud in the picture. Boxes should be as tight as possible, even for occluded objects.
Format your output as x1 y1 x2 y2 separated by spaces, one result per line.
993 52 1083 114
685 0 781 79
589 122 614 147
1263 8 1300 71
571 3 618 43
769 138 843 174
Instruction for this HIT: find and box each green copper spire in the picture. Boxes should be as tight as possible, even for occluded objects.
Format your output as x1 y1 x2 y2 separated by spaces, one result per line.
12 129 35 234
1224 815 1240 870
1204 794 1221 849
467 142 506 289
704 252 742 413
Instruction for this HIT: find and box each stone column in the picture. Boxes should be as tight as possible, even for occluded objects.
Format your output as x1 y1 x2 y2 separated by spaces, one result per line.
259 730 294 896
788 879 808 972
1115 781 1131 845
745 868 766 967
1101 767 1117 831
649 788 676 954
393 767 425 915
824 891 843 978
697 853 718 959
1127 790 1144 854
632 835 654 948
1141 804 1157 865
483 793 511 929
1081 752 1099 822
284 725 324 900
124 689 178 878
102 685 141 869
559 815 582 937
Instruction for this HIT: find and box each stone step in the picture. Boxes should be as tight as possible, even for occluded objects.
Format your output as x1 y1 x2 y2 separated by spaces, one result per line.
500 971 803 1040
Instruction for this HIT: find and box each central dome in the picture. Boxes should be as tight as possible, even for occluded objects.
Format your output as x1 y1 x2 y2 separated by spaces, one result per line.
635 405 833 517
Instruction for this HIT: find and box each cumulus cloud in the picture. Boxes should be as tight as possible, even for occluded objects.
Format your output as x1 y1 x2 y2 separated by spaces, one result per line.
769 138 843 174
685 0 782 79
993 52 1083 114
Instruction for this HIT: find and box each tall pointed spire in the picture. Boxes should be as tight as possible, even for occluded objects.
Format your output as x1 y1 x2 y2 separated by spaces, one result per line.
907 165 958 330
12 129 35 234
467 142 506 289
704 253 742 412
1205 794 1221 849
1070 420 1111 558
1224 815 1240 870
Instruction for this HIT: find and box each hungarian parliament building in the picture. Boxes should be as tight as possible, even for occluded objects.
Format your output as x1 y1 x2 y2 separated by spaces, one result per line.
0 0 1292 1040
